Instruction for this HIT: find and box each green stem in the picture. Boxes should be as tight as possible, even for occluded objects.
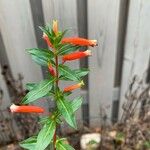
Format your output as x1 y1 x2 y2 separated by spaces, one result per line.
53 53 59 150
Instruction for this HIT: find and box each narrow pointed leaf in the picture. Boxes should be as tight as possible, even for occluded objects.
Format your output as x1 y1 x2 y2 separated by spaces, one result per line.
22 78 55 104
56 139 75 150
27 48 54 66
36 119 56 150
57 44 80 55
64 91 72 96
38 116 50 125
74 68 89 78
19 136 37 150
26 83 38 91
58 64 79 81
57 98 77 129
59 68 88 81
70 97 83 112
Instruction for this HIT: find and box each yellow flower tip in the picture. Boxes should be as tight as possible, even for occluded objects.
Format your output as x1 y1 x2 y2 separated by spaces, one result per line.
84 50 92 56
53 20 58 35
53 20 58 24
80 80 84 86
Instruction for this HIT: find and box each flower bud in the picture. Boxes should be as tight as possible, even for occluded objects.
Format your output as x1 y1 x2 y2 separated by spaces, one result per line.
62 37 97 47
10 104 44 113
62 50 91 62
63 81 84 92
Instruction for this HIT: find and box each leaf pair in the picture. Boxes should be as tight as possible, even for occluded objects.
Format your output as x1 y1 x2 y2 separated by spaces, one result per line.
60 68 89 81
57 44 80 56
20 118 56 150
58 64 80 81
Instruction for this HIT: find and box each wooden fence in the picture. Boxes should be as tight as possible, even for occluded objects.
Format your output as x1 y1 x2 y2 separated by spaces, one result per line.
0 0 150 128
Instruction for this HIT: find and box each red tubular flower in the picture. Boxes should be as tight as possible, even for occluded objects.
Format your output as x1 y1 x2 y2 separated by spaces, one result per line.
48 62 56 76
62 50 91 63
10 104 44 113
62 37 97 47
43 33 53 48
53 20 58 36
63 81 84 92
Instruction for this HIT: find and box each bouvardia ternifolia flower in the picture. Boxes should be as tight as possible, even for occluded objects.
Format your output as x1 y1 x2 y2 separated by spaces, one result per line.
43 35 97 48
62 50 91 62
42 33 53 48
62 37 97 47
63 81 84 92
10 104 44 113
48 62 56 76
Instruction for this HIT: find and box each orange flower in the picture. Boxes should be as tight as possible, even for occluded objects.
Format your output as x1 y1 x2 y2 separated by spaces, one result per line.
62 37 97 47
43 33 53 48
53 20 58 35
62 50 91 63
10 104 44 113
48 62 56 76
63 81 84 92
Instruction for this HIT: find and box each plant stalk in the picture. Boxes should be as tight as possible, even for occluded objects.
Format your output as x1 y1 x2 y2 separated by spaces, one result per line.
53 53 59 150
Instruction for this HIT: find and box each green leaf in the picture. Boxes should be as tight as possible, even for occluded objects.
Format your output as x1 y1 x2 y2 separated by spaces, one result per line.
143 141 150 148
38 116 50 125
70 97 83 112
36 119 56 150
57 98 77 129
20 136 37 150
64 91 72 96
22 78 55 104
27 48 54 66
56 139 75 150
53 30 68 48
74 68 89 78
57 44 80 55
26 83 38 91
59 68 89 81
58 64 79 81
59 29 68 40
54 31 67 46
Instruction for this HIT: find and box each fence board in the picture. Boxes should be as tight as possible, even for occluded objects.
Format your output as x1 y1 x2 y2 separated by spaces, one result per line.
119 0 150 117
88 0 122 126
42 0 83 126
0 0 43 86
0 66 10 109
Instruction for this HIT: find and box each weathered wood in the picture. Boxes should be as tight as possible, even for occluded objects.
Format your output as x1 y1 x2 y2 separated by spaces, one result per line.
29 0 50 79
42 0 82 124
76 0 89 124
119 0 150 117
88 0 122 126
0 66 11 109
0 0 43 86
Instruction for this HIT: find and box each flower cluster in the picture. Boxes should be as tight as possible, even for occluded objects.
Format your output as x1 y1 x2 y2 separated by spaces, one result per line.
10 20 97 150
